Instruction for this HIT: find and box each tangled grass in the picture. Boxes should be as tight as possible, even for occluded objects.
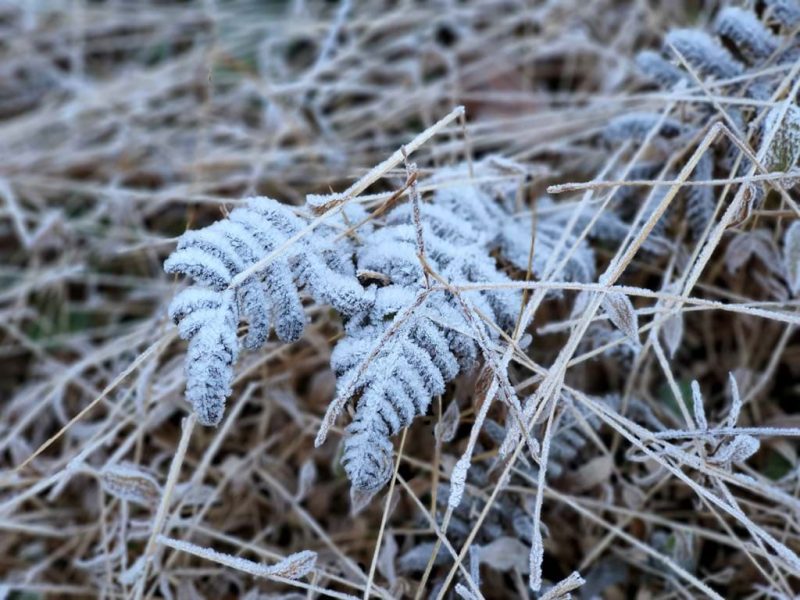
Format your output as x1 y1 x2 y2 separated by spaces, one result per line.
1 1 800 598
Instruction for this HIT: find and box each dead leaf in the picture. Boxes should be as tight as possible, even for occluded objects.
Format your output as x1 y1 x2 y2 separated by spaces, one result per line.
602 292 640 348
661 311 683 358
295 459 317 502
566 454 613 492
100 463 161 508
435 401 460 443
477 537 529 573
377 533 398 585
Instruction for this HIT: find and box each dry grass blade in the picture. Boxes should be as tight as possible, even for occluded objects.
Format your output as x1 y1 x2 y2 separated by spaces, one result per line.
2 2 799 598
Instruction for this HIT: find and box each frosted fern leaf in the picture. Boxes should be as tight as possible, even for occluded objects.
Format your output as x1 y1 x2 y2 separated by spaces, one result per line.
714 7 779 64
167 288 239 425
664 29 743 80
626 4 799 247
762 0 800 28
165 197 367 425
333 197 520 495
602 112 684 143
636 50 687 88
424 158 597 283
335 289 473 493
684 150 716 239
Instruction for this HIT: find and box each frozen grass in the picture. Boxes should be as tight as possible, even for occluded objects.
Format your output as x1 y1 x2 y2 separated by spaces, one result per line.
1 0 800 598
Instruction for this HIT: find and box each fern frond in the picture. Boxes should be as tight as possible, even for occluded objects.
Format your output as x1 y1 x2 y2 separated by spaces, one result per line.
664 29 743 80
333 192 522 494
622 4 799 249
714 7 778 65
498 217 597 283
168 288 239 425
685 150 716 239
417 158 598 284
602 112 684 143
635 50 686 88
335 287 477 492
165 197 366 425
762 0 800 28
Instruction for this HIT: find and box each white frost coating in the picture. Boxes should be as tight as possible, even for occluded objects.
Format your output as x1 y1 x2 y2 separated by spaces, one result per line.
429 158 598 285
335 185 523 494
635 50 686 88
454 583 479 600
714 7 778 64
499 218 596 284
448 456 471 509
662 311 684 359
685 150 715 240
165 247 231 291
763 0 800 27
784 221 800 295
726 372 743 428
665 29 744 80
336 291 480 493
100 463 162 507
157 535 317 580
540 571 586 600
691 380 707 431
724 229 780 275
529 522 544 591
165 196 365 425
708 434 760 465
602 112 684 143
657 379 767 470
184 289 239 426
601 292 640 348
763 104 800 173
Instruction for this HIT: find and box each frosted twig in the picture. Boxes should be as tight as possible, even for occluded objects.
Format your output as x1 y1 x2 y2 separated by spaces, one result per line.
133 413 196 600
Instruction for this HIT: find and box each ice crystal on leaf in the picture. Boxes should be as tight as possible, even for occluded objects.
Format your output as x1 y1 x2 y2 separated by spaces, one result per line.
784 221 800 295
165 157 596 496
165 197 366 425
714 7 778 65
167 288 239 425
763 104 800 174
334 197 521 494
762 0 800 28
664 29 743 80
623 3 799 247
